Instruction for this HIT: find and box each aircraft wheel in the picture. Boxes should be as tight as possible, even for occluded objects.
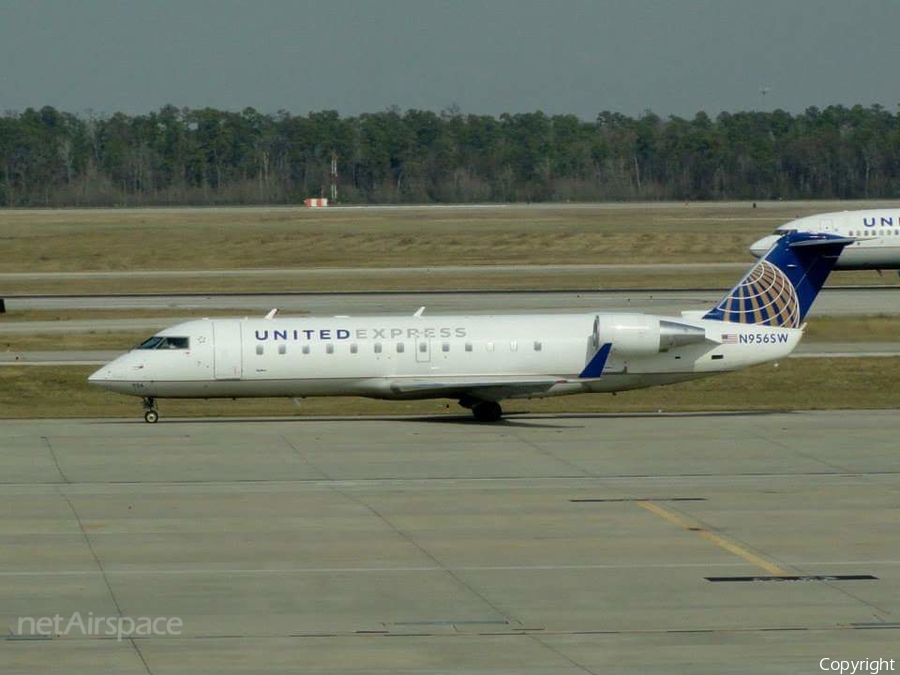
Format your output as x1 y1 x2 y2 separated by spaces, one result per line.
472 401 502 422
144 410 159 424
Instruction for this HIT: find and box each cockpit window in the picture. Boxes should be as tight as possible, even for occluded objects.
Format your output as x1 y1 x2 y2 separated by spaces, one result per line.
161 337 190 349
137 336 165 350
136 336 190 350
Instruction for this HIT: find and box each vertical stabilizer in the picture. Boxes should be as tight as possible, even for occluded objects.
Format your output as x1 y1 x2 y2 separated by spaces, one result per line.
703 232 852 327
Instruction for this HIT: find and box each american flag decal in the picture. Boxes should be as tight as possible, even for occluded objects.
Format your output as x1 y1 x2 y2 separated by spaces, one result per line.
721 334 739 344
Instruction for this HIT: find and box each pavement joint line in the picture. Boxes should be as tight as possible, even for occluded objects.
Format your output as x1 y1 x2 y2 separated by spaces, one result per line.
41 436 70 484
8 624 900 643
278 433 333 480
56 487 153 674
751 428 853 475
526 632 599 675
325 485 521 628
508 430 593 477
2 469 896 490
8 560 899 577
635 500 790 577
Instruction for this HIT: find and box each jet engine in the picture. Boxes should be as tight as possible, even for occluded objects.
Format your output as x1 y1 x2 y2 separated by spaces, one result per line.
593 315 707 356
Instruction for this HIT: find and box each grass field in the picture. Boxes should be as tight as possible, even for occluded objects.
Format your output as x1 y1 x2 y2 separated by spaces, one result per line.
0 357 895 419
1 203 780 272
3 201 900 293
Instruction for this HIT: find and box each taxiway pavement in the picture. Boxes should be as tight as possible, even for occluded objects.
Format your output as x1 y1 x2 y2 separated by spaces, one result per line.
2 411 898 674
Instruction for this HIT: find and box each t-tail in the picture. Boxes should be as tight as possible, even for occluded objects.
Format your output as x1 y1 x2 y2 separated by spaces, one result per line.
703 232 853 327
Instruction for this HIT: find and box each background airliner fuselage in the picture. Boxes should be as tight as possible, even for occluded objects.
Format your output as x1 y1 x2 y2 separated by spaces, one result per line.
750 209 900 269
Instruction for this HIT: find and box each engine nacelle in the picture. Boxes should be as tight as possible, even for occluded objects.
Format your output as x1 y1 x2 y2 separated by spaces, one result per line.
594 315 707 356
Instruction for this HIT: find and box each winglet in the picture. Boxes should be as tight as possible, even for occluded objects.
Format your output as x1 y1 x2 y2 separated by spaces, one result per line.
579 343 612 378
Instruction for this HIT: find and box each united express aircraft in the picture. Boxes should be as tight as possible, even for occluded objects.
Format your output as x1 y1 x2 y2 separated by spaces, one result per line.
750 209 900 270
89 232 850 423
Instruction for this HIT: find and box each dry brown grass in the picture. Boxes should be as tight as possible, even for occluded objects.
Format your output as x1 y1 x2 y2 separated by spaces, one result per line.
0 357 896 419
0 308 269 322
3 202 899 293
803 315 900 342
0 331 149 351
0 202 856 273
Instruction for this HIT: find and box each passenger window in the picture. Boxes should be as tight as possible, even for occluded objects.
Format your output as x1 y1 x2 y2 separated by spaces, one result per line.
442 342 450 352
256 345 264 355
510 340 518 352
302 345 310 355
396 343 405 353
350 343 358 354
374 343 382 354
534 341 542 351
465 342 473 352
326 343 334 354
419 342 427 353
278 344 286 355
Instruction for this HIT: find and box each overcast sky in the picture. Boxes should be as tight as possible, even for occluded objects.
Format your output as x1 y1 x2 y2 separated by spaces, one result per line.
2 0 898 120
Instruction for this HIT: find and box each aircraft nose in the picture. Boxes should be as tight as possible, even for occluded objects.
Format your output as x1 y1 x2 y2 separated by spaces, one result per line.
749 234 780 258
88 365 114 386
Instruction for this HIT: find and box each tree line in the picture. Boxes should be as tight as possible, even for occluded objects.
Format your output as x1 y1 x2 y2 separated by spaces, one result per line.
2 103 899 206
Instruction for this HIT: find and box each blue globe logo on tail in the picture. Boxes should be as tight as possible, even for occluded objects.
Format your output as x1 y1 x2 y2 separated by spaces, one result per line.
712 260 800 327
703 231 852 327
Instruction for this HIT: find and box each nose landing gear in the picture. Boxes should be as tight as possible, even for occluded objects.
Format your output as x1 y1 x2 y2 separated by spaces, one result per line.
142 397 159 423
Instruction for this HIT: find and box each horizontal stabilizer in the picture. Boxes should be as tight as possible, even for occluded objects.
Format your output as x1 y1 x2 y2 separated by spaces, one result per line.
789 236 855 249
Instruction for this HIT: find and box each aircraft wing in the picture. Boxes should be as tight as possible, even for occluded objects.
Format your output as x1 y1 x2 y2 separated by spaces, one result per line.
389 375 563 401
388 345 612 400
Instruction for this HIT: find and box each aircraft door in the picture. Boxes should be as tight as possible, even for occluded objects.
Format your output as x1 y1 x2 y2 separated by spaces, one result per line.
415 339 431 363
213 321 243 380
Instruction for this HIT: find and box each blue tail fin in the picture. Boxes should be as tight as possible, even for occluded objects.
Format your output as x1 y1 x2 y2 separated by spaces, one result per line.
702 232 852 327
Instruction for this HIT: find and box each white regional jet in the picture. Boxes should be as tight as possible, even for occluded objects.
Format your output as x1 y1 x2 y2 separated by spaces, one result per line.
89 232 850 423
750 209 900 270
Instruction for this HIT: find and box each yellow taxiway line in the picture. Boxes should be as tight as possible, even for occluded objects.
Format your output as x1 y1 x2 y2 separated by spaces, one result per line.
637 500 789 577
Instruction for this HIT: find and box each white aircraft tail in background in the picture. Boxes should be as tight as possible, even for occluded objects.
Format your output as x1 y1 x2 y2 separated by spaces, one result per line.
90 232 851 422
750 209 900 270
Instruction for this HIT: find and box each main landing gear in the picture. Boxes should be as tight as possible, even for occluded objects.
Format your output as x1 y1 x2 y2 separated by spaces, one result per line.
459 397 503 422
142 397 159 423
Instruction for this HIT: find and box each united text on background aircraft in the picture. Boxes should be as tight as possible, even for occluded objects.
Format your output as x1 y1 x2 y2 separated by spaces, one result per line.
89 232 850 423
750 209 900 270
